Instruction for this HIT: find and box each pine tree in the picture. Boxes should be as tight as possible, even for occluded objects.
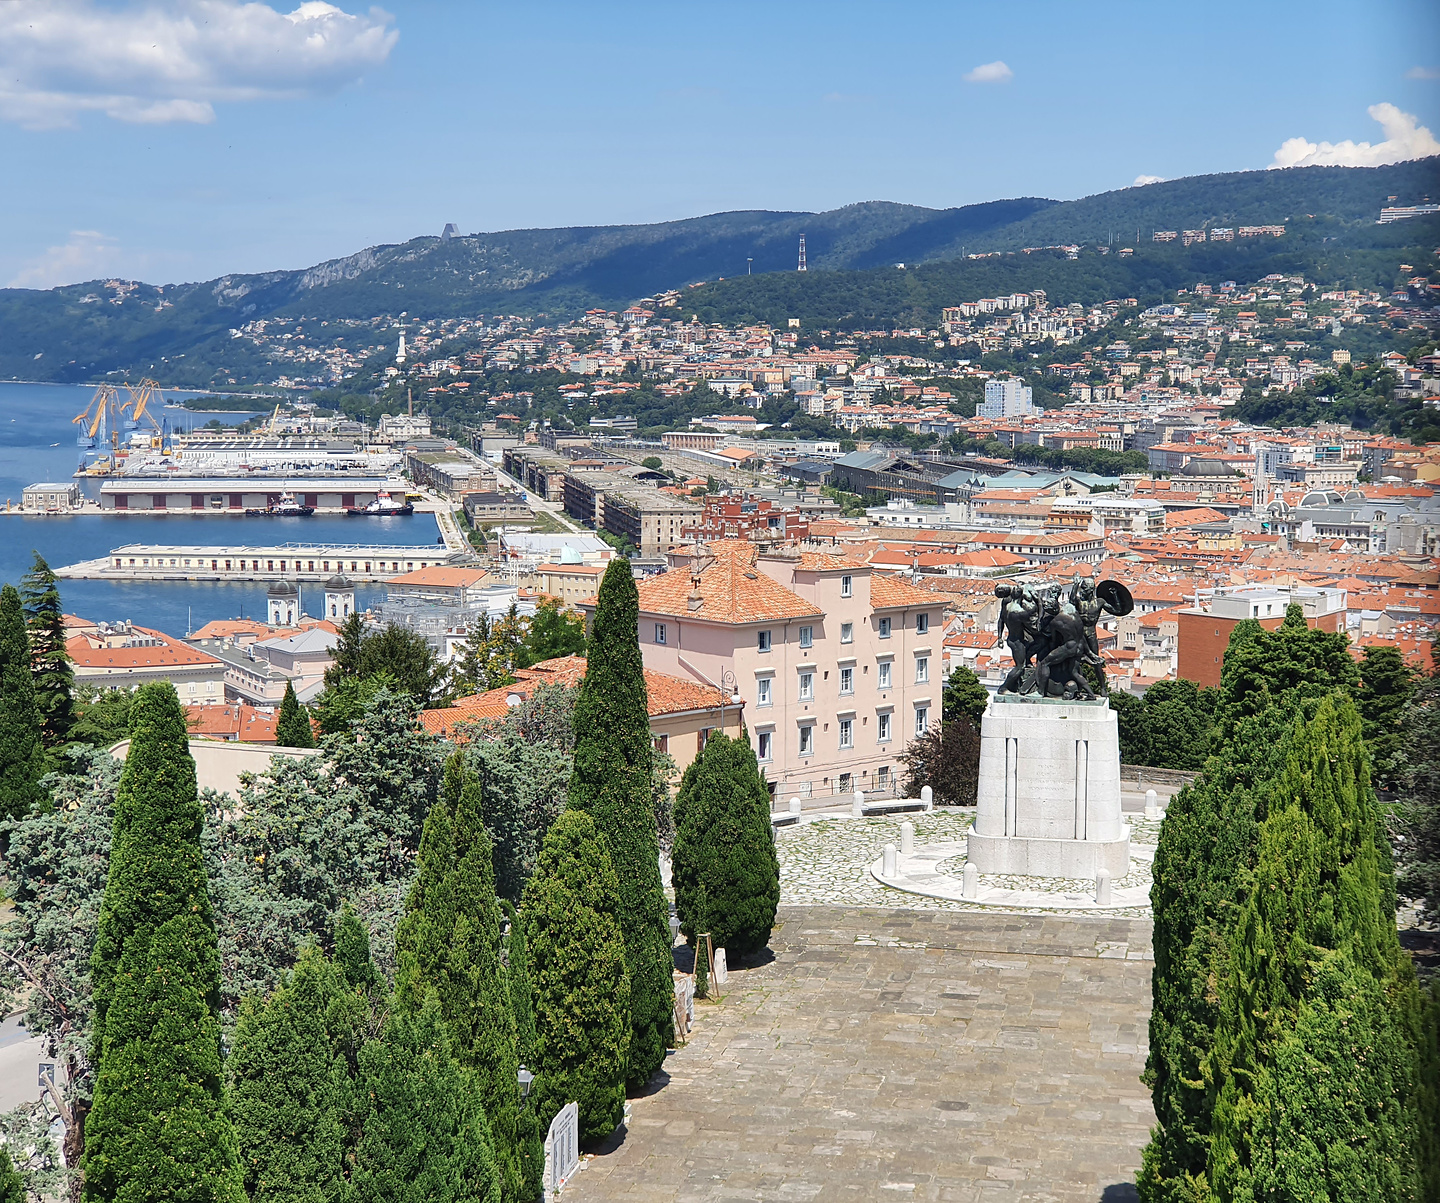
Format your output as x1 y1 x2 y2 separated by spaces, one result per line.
274 680 315 748
226 946 348 1202
349 993 502 1203
941 665 989 726
21 552 75 752
672 732 779 957
0 582 45 822
395 751 536 1203
520 809 630 1142
522 597 586 664
1206 697 1423 1200
1356 642 1416 790
84 684 242 1203
566 557 673 1088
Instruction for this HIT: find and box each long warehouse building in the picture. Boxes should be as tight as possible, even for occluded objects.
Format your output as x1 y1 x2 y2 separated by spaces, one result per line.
96 477 408 512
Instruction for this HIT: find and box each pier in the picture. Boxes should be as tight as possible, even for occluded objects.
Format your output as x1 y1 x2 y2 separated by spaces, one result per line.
56 542 469 583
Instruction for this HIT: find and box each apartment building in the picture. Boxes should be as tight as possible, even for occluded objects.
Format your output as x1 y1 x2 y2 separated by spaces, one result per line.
608 540 944 803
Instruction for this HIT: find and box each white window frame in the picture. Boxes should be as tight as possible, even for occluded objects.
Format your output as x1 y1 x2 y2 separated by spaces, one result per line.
916 612 929 635
878 616 891 638
839 666 854 695
915 656 929 684
841 574 853 597
756 676 772 707
758 629 772 652
654 623 666 644
838 718 853 749
798 724 814 755
840 621 854 644
878 660 892 689
915 706 929 736
877 712 892 742
757 730 772 761
798 671 814 701
798 625 813 649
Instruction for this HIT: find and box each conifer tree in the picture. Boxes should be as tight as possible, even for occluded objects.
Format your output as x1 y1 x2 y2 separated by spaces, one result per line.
941 664 989 726
84 683 242 1203
566 557 673 1087
1356 642 1416 790
349 994 502 1203
500 900 537 1068
520 809 630 1142
1206 697 1423 1199
395 751 536 1203
274 680 315 748
0 1148 21 1203
672 732 779 956
227 946 348 1201
0 582 45 822
21 552 75 752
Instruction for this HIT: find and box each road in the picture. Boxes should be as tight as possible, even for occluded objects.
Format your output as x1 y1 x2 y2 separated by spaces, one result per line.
493 464 585 533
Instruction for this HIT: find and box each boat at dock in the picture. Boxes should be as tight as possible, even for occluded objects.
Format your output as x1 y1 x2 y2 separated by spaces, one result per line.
245 491 315 517
345 490 413 517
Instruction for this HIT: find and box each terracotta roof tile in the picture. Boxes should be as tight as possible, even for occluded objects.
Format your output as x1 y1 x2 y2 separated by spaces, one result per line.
870 574 943 611
633 542 822 624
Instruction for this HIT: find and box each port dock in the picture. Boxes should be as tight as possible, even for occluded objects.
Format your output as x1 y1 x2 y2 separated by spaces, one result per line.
56 542 469 583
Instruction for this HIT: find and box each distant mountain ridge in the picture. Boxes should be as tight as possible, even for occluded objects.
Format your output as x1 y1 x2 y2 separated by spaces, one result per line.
1 158 1435 385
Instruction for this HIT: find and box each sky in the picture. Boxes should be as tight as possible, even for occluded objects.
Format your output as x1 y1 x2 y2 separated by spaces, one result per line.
2 0 1439 290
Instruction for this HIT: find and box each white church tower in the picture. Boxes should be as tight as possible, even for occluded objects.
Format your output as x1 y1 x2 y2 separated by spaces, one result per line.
267 579 299 627
324 573 356 621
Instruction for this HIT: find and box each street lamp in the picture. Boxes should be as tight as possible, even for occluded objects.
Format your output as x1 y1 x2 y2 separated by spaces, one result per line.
718 667 741 734
669 913 681 946
517 1065 534 1103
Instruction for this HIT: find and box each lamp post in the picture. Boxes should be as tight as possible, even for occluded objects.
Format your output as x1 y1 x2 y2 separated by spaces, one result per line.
517 1065 534 1106
718 667 741 735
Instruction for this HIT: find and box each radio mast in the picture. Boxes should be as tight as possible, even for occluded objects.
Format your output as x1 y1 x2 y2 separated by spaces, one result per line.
797 234 807 272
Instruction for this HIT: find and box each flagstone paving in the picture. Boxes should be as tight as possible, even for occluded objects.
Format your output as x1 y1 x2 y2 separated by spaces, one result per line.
567 906 1154 1203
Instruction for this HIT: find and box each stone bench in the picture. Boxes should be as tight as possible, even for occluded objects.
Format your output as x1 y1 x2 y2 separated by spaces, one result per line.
861 798 928 816
770 811 800 827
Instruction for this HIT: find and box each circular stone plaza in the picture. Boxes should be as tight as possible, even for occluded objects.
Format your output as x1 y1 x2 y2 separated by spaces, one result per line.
566 780 1180 1203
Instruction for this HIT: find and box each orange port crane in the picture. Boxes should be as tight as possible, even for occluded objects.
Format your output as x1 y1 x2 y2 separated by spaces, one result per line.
72 384 123 450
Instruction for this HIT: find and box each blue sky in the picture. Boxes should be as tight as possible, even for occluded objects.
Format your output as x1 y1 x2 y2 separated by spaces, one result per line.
3 0 1437 289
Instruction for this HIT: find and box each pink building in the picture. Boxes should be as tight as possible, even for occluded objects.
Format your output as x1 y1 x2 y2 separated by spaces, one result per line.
606 540 943 803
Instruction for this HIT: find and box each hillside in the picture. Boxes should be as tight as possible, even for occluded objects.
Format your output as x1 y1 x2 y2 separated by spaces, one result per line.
1 158 1435 386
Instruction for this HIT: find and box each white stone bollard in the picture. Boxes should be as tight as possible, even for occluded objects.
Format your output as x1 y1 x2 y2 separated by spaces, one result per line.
713 947 728 986
1144 788 1159 820
789 796 802 815
1096 869 1112 906
962 862 979 900
899 820 914 855
882 842 897 877
852 789 865 818
920 784 934 812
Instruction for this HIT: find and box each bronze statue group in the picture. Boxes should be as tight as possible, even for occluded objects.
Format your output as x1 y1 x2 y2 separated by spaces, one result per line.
995 576 1134 700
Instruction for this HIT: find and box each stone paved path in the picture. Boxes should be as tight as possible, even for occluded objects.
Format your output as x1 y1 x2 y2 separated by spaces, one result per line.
568 906 1155 1203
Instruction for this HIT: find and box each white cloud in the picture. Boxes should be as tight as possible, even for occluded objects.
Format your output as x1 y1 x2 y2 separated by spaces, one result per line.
1133 174 1165 186
1269 102 1440 169
0 1 398 129
963 60 1013 84
9 230 123 289
1405 66 1440 80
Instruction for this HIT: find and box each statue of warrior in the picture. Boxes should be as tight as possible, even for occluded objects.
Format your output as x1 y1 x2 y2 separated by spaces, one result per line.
994 582 1040 694
1034 587 1096 700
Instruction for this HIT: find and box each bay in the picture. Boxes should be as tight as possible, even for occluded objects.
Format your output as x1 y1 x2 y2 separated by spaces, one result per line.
0 382 440 636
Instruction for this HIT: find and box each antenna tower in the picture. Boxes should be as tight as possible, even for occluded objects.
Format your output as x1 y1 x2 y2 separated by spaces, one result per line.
797 234 807 272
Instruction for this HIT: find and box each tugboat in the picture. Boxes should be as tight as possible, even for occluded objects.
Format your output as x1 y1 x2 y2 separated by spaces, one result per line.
345 489 414 517
245 491 315 517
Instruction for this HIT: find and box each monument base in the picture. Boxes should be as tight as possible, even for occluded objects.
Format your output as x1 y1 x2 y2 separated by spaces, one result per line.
969 694 1130 879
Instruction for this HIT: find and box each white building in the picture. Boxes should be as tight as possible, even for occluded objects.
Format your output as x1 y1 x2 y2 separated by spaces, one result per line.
978 378 1037 419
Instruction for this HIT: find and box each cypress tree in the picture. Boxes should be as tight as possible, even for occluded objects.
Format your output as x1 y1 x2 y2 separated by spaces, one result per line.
0 582 44 822
500 900 537 1068
226 946 349 1201
84 684 242 1203
21 552 75 752
395 751 536 1203
520 809 630 1142
566 557 673 1087
349 994 502 1203
1356 642 1415 790
1206 697 1423 1199
0 1148 22 1203
672 732 779 956
274 680 315 749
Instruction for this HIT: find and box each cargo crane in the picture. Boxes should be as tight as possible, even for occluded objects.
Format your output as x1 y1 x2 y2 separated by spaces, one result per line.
73 384 123 453
122 379 167 448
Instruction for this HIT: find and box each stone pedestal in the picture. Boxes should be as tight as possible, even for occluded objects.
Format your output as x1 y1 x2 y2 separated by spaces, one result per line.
968 695 1130 878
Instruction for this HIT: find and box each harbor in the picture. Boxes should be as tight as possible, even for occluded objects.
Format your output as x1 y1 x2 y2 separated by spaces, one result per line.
56 541 465 583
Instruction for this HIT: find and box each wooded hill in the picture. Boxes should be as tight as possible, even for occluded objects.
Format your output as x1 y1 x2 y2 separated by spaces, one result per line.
1 158 1434 385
